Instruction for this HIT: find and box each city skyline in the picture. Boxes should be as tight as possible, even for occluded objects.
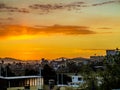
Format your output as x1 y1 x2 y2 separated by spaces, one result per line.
0 0 120 60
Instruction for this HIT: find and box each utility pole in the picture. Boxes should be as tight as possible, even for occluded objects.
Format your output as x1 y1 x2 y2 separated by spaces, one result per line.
0 63 1 76
61 73 63 85
57 73 59 85
37 65 43 90
6 66 7 77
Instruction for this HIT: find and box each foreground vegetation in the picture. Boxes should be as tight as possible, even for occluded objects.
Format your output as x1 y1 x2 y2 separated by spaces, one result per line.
80 52 120 90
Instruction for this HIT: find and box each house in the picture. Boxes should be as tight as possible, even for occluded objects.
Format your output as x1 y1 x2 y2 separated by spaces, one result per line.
68 75 84 88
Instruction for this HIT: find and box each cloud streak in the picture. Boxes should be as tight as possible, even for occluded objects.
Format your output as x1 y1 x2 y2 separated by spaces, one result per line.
0 1 86 14
0 0 119 14
92 0 119 6
0 24 96 38
0 3 29 13
28 0 119 14
0 17 14 21
97 27 112 29
29 1 86 14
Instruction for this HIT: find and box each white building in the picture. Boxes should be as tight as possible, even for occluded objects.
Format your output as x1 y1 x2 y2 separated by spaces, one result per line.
68 75 84 88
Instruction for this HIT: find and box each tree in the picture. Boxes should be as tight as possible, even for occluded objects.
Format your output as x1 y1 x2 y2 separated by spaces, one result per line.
100 52 120 90
43 64 56 84
80 65 100 90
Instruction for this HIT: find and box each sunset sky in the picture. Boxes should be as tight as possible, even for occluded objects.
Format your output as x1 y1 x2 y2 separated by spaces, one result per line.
0 0 120 60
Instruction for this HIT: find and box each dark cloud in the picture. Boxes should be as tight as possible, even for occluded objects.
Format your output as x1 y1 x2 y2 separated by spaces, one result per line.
0 3 29 13
29 1 86 13
0 24 96 38
42 25 96 35
92 0 118 6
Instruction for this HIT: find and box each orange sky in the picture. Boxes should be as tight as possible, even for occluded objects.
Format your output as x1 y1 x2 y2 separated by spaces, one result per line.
0 0 120 60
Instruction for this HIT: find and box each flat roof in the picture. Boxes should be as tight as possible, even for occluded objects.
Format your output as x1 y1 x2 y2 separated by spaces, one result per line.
0 76 42 79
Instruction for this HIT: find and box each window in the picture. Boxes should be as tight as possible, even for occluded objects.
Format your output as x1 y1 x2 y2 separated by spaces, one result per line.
78 77 82 81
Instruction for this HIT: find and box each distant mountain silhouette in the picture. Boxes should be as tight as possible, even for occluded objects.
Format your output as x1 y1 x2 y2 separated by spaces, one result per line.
0 57 89 64
69 57 89 61
0 57 22 63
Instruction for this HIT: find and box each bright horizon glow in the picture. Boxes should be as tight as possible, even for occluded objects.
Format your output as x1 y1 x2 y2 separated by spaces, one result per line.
0 0 120 60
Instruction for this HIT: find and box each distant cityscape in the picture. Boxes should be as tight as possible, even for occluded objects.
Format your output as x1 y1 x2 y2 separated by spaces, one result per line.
0 48 120 90
0 48 119 76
